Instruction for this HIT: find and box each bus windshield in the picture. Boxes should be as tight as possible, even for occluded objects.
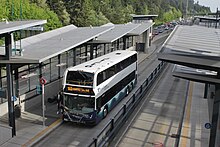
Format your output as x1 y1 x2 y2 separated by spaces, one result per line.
66 71 94 86
64 95 95 113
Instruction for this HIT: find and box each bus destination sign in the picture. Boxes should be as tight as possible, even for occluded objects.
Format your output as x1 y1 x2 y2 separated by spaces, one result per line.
65 86 94 95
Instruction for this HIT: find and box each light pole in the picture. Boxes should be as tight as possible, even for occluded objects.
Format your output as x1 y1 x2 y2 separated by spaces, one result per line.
215 8 219 29
185 0 188 19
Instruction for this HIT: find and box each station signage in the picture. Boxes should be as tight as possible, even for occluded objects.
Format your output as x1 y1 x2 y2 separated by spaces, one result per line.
205 123 212 129
40 77 47 85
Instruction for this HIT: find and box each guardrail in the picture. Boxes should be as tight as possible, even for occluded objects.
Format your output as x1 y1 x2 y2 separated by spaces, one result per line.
88 61 167 147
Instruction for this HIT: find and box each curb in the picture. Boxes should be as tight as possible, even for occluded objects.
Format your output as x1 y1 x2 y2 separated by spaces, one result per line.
21 119 63 147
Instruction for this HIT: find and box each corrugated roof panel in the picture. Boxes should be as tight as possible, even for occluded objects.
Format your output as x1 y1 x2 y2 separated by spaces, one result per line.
163 25 220 56
13 26 114 63
0 20 47 34
158 25 220 71
95 23 139 43
128 22 153 35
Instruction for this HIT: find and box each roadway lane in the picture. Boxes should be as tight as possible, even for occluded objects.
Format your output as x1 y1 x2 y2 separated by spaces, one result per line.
112 64 189 147
33 33 170 147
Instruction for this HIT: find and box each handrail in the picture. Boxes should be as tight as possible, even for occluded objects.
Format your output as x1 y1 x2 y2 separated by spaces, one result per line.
88 61 167 147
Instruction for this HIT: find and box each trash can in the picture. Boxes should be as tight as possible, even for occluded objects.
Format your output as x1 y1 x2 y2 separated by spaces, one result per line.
14 104 21 118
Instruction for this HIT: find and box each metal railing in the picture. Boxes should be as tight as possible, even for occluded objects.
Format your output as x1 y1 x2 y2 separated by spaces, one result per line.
88 61 167 147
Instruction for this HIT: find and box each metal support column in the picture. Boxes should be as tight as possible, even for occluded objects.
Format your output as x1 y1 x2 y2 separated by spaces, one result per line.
204 83 208 99
123 36 126 50
90 44 94 60
85 45 88 61
104 43 106 55
14 69 20 104
215 8 218 29
5 32 16 137
209 72 220 147
58 55 61 78
0 66 2 87
6 64 16 137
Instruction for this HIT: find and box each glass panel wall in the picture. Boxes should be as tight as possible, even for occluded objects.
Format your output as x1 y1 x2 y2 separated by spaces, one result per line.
86 45 90 61
67 49 74 67
96 45 101 58
126 36 131 48
0 67 7 104
80 46 87 63
60 52 67 77
42 59 50 82
18 65 30 95
97 44 104 56
51 56 59 81
0 67 7 89
75 47 81 65
29 64 39 91
112 42 117 51
119 38 124 50
105 44 111 54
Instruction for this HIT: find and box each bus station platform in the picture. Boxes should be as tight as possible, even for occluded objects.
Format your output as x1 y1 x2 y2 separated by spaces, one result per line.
115 77 210 147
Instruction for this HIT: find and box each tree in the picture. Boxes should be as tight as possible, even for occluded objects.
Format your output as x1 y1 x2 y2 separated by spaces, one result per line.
0 0 62 31
47 0 70 26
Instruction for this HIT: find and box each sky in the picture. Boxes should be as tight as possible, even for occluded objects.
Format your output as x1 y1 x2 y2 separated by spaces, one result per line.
197 0 220 12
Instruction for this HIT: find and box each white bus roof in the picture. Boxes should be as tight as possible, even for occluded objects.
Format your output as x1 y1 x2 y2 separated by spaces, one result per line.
67 50 137 73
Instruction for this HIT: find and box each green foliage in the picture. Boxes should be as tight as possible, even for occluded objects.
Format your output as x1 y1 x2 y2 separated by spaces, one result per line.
0 0 211 28
162 6 182 23
47 0 70 25
0 0 62 31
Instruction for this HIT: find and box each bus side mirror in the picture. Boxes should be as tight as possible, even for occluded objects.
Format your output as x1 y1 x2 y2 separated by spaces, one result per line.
97 107 101 113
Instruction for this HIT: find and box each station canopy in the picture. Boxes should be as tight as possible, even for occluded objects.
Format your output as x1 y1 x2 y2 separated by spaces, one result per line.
127 22 154 36
194 16 220 21
0 24 113 64
89 22 153 44
89 23 139 43
157 25 220 83
0 20 47 35
131 14 158 20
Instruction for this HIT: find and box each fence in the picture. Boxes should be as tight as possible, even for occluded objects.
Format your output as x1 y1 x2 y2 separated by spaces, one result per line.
88 61 167 147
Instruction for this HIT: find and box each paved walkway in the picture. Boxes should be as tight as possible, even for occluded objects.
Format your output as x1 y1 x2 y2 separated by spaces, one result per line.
179 82 210 147
116 81 210 147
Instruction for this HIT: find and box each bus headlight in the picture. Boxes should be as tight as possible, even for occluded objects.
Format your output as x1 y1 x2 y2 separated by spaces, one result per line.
83 114 93 119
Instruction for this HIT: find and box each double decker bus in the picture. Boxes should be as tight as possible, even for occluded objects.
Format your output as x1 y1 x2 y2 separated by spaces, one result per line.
58 50 137 125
